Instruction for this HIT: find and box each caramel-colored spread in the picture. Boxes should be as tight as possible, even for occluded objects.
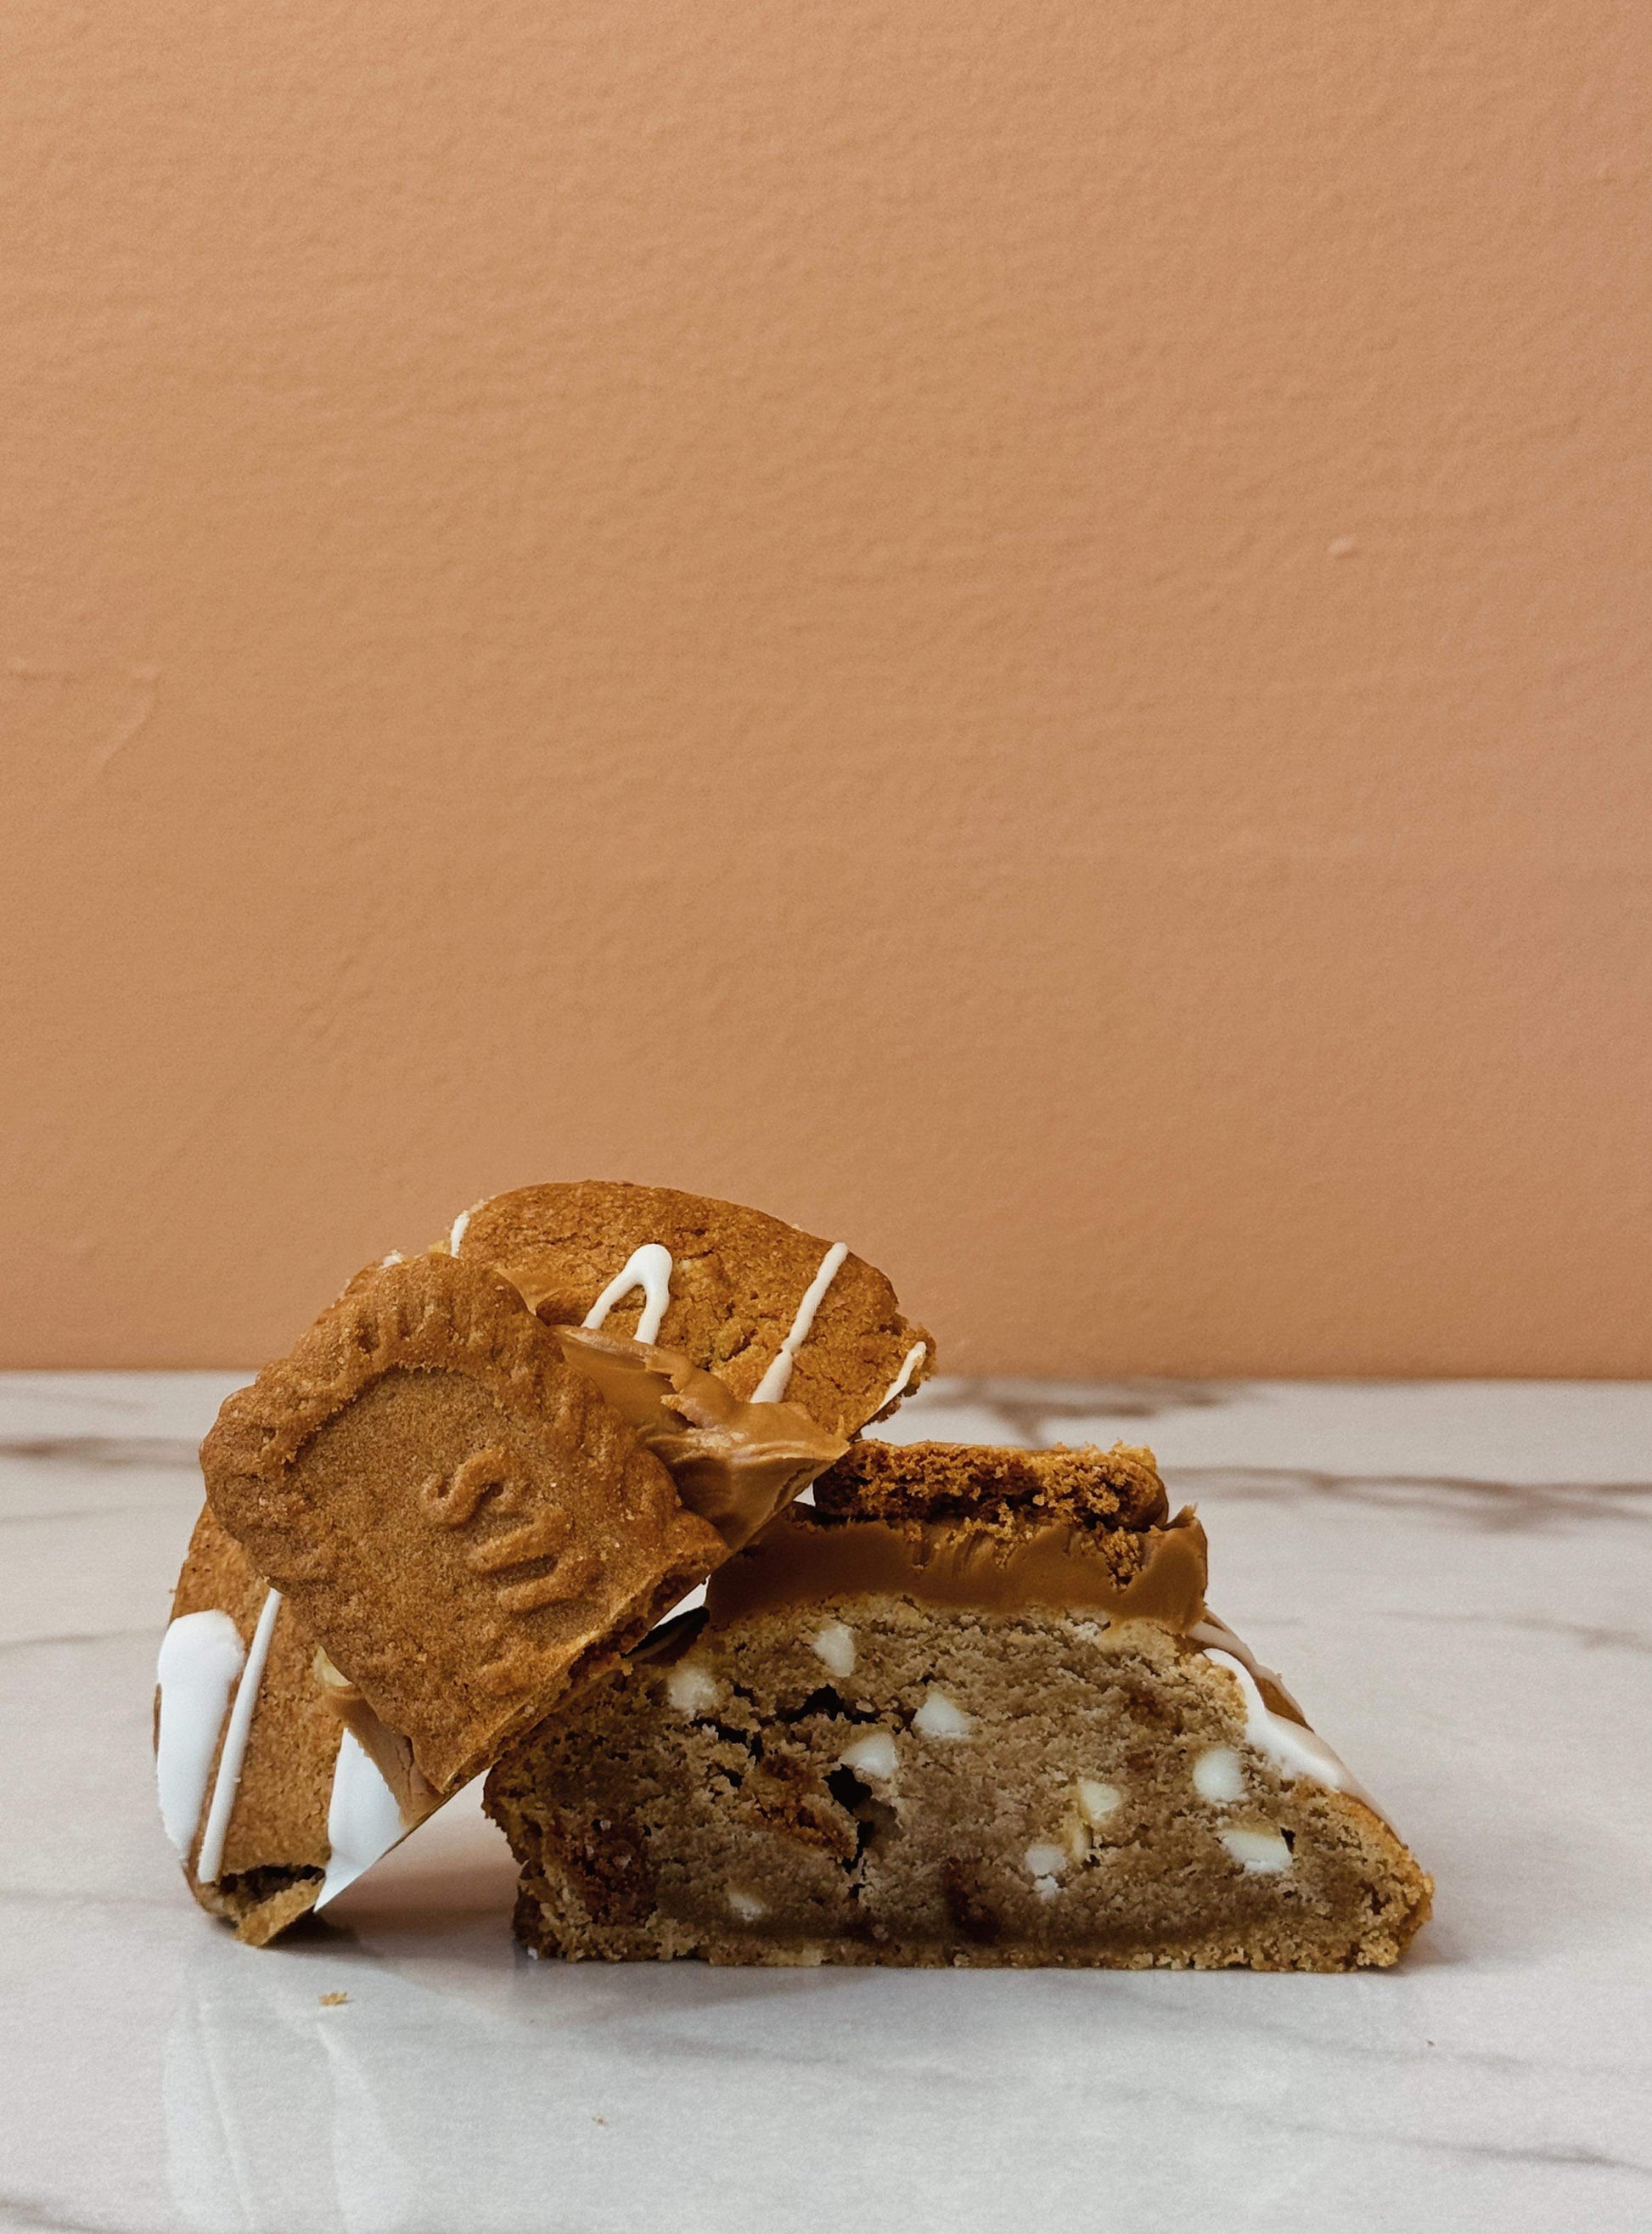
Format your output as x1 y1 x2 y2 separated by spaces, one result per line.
705 1505 1210 1631
551 1325 849 1551
312 1654 443 1825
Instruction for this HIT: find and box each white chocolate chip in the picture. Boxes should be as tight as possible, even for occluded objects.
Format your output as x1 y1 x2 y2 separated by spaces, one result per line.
1193 1746 1245 1804
1076 1779 1121 1824
812 1622 857 1679
665 1663 720 1717
913 1688 973 1740
1032 1875 1062 1902
1219 1826 1292 1875
726 1887 767 1921
1024 1843 1068 1881
839 1730 897 1781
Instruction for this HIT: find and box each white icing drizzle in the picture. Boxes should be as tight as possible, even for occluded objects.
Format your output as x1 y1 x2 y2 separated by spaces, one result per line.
583 1241 676 1345
315 1731 407 1909
750 1241 849 1404
194 1587 282 1884
155 1612 246 1857
1189 1614 1309 1719
447 1208 471 1255
874 1340 926 1415
1201 1646 1366 1799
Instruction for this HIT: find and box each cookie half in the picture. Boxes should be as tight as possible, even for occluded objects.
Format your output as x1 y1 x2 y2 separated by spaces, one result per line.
448 1181 934 1433
156 1505 442 1945
486 1442 1432 1969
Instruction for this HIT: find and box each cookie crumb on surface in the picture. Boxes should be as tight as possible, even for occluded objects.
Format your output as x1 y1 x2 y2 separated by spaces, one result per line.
318 1990 349 2006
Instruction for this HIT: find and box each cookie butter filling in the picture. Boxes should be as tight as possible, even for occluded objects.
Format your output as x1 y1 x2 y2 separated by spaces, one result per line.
550 1325 849 1550
312 1653 442 1825
704 1505 1211 1631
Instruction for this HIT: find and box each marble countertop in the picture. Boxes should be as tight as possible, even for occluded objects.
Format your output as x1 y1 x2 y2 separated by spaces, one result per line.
3 1371 1650 2233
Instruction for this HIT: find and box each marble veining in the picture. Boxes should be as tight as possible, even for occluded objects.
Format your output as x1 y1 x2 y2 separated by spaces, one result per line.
0 1435 203 1469
924 1376 1239 1438
1380 1607 1652 1655
1161 1465 1652 1530
1 1371 1649 2234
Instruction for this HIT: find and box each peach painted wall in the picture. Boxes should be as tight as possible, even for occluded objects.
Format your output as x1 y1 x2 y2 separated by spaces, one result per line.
4 3 1649 1374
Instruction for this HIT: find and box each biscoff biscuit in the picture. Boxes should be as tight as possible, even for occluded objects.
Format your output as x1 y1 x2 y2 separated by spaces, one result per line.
447 1181 934 1435
200 1252 723 1795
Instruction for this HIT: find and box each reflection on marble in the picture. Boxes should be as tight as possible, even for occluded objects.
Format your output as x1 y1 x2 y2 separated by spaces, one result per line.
2 1372 1650 2232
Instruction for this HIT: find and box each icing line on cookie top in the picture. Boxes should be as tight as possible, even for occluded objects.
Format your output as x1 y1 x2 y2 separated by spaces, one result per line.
316 1730 407 1908
875 1341 927 1415
582 1242 675 1346
750 1241 849 1404
155 1611 247 1857
194 1586 283 1885
1200 1646 1371 1805
1189 1615 1310 1720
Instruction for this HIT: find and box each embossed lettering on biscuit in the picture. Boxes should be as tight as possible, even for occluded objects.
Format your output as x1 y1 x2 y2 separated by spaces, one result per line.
420 1448 520 1527
417 1448 596 1609
200 1252 727 1795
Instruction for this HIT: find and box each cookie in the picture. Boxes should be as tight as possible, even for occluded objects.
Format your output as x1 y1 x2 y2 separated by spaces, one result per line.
447 1181 934 1434
486 1442 1432 1970
199 1252 723 1795
156 1505 440 1945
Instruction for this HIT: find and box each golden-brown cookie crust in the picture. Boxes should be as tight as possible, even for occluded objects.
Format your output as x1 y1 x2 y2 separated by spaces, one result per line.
451 1181 934 1436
